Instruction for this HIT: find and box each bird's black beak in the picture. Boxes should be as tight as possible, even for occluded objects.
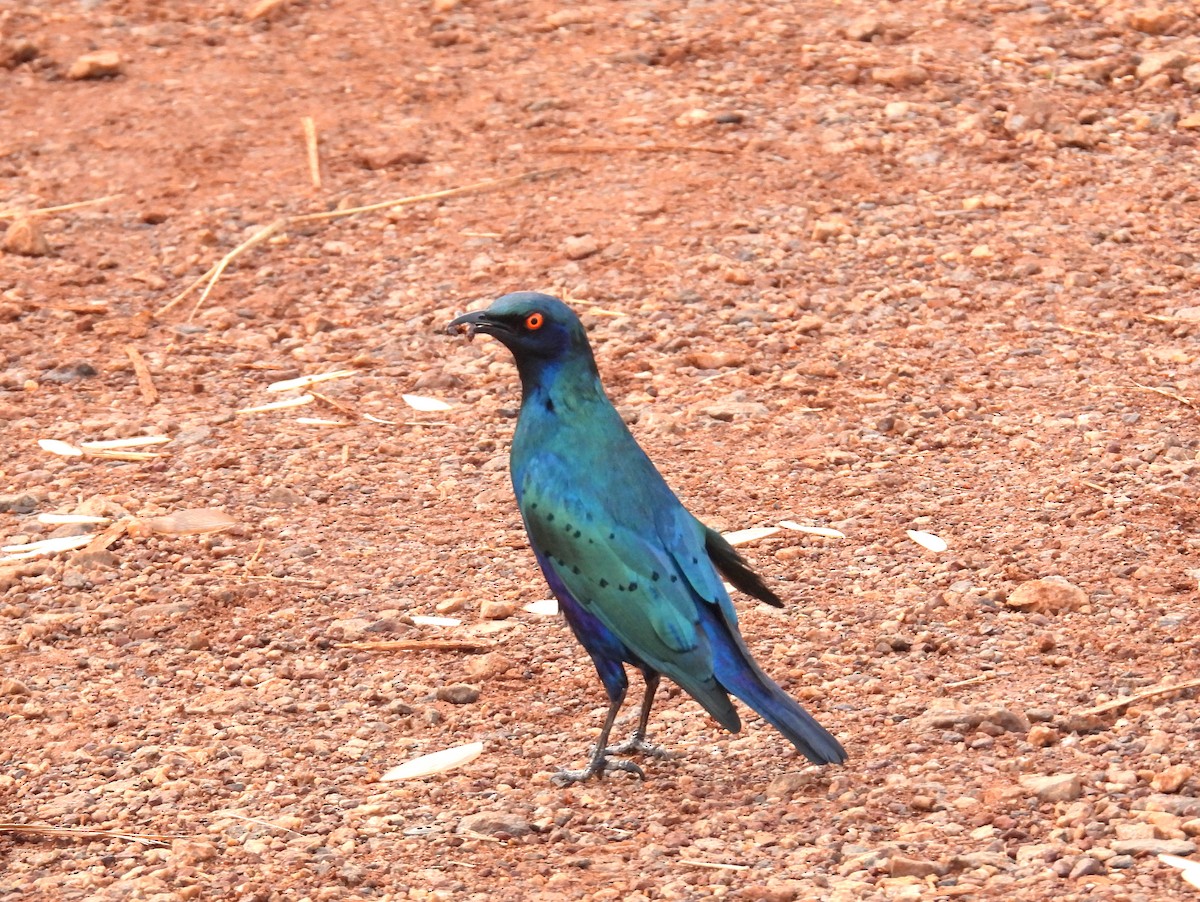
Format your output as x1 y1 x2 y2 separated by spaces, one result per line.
446 310 488 342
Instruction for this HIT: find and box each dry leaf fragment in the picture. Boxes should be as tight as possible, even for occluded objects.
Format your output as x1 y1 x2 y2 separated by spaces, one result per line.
722 527 781 546
780 521 846 538
237 394 314 415
379 741 484 782
523 599 559 616
1 534 94 561
267 370 356 393
37 514 111 525
1158 854 1200 890
906 529 948 553
295 417 352 427
402 394 453 412
37 439 83 457
131 509 237 537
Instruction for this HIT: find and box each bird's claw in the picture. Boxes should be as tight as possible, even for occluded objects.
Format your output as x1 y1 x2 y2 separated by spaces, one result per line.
604 736 675 759
551 756 645 786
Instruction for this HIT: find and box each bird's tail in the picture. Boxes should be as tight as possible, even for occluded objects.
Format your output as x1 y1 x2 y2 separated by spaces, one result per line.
700 608 847 765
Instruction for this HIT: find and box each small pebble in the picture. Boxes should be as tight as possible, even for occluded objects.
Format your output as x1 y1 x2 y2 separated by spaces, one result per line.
436 684 481 704
67 50 124 80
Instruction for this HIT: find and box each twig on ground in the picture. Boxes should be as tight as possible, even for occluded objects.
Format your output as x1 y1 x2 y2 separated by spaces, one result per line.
337 639 495 653
302 116 321 189
124 345 158 405
1053 323 1113 339
1080 677 1200 716
678 859 750 871
156 166 573 321
0 194 122 220
0 823 174 846
287 165 574 225
308 389 359 417
1129 380 1195 409
546 143 736 155
210 810 303 836
156 218 288 320
945 672 998 690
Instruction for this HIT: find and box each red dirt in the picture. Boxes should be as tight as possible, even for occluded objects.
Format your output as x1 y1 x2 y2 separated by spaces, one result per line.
2 1 1198 899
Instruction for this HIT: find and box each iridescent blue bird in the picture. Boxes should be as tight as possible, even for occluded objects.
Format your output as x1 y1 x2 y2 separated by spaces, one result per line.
447 292 846 783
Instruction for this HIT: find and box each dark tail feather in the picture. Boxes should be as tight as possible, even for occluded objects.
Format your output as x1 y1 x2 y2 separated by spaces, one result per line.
720 658 847 765
705 528 783 608
699 607 847 765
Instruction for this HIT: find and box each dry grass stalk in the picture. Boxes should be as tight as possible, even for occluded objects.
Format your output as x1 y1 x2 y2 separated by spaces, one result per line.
1129 380 1195 409
268 370 356 392
1054 323 1113 339
547 143 737 155
211 810 303 836
945 672 997 690
0 193 122 220
157 166 573 321
459 830 505 844
337 639 495 653
0 823 173 846
678 859 749 871
157 218 287 320
80 436 170 450
308 389 358 417
302 116 321 189
1081 677 1200 716
286 166 573 225
124 345 159 405
236 394 314 415
237 574 326 587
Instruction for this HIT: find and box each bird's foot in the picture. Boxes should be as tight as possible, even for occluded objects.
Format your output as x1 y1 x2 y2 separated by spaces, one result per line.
550 755 645 787
604 736 675 759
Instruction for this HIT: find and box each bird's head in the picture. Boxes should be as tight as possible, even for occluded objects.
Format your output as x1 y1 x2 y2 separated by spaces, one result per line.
446 292 590 365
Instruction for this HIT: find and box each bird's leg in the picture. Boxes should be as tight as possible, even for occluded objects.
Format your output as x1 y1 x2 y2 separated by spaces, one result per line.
552 687 645 786
604 672 673 758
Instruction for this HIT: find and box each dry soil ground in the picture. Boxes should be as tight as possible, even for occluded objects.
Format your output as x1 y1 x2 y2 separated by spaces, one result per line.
1 1 1199 900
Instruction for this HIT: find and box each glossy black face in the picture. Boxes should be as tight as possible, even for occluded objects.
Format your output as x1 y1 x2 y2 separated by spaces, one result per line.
448 292 583 362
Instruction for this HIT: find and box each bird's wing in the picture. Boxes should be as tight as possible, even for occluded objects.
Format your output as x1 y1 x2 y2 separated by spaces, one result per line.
516 454 740 730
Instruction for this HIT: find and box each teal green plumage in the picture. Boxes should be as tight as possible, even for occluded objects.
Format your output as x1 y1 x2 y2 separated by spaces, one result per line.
448 292 846 782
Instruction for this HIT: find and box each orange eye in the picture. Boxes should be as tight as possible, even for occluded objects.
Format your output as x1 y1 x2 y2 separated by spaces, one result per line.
524 312 545 331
